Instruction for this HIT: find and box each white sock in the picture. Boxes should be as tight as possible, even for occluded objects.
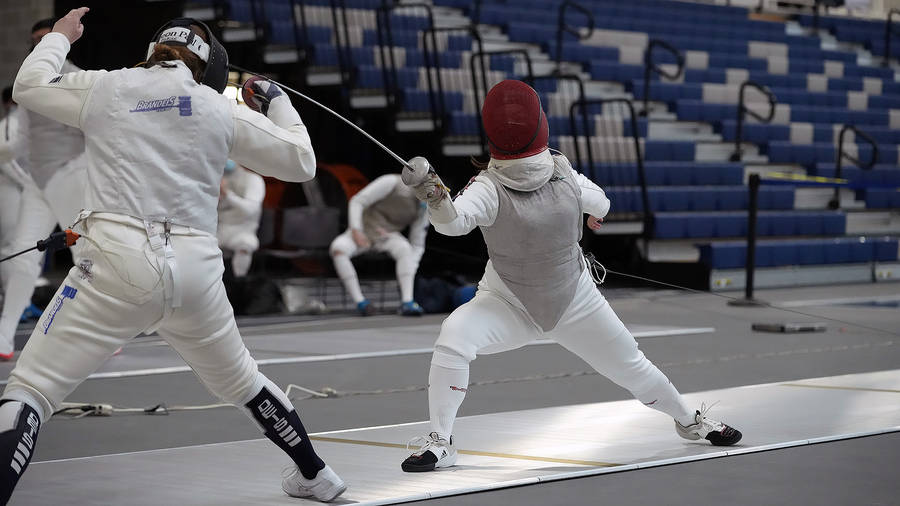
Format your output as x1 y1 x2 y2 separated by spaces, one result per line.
332 253 364 303
395 253 417 303
633 376 694 424
0 271 34 349
428 362 469 440
231 250 253 277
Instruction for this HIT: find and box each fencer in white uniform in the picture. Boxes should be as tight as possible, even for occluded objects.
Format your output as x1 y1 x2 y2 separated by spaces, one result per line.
217 160 265 277
330 174 428 316
0 88 31 289
401 80 742 472
0 10 345 503
0 19 89 360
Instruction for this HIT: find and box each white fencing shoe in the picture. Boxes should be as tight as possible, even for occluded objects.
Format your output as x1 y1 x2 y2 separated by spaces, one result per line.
675 402 742 446
401 432 457 472
282 464 347 502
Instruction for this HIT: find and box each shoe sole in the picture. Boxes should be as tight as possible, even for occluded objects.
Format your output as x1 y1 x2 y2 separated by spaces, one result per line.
319 483 347 502
283 483 347 502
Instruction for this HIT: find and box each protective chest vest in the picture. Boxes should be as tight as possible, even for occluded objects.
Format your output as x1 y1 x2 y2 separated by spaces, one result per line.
363 179 419 239
480 161 584 331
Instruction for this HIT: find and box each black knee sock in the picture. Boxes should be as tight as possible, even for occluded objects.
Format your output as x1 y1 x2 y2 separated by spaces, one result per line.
245 386 325 480
0 400 41 505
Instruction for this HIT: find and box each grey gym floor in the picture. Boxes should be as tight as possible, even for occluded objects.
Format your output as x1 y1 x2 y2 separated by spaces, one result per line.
6 281 900 505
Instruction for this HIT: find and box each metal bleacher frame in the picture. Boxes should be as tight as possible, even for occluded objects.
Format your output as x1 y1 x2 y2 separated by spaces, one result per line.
570 97 653 240
729 80 777 162
830 124 878 209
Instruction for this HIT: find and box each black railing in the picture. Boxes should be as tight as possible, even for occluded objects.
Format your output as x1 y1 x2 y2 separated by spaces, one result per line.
727 173 766 307
555 1 594 74
730 81 777 162
469 49 533 155
884 9 900 67
329 0 354 87
829 125 879 209
812 0 821 33
570 98 652 237
640 39 684 117
417 25 484 134
376 3 437 111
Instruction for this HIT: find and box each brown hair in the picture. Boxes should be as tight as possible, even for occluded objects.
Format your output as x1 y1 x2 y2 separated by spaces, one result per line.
146 25 208 84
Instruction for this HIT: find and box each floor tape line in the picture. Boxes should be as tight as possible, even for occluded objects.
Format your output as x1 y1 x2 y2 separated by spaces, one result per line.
779 383 900 394
0 327 714 385
309 436 620 467
350 426 900 506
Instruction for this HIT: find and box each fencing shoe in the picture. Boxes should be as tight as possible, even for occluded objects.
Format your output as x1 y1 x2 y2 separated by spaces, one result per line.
401 432 457 472
282 464 346 502
356 300 375 316
676 402 742 446
19 304 42 323
400 301 424 316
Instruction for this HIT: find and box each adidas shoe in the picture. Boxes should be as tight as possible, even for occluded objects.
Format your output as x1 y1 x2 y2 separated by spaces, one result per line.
401 432 457 472
282 464 346 502
675 403 742 446
356 300 375 316
399 301 424 316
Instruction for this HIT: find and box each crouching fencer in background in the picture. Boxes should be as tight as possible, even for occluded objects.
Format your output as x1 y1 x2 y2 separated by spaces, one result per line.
0 18 90 361
400 80 742 473
217 159 265 277
330 173 428 316
0 9 345 503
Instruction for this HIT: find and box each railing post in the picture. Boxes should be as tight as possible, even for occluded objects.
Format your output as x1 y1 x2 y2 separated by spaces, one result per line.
555 1 594 74
730 81 777 162
884 9 900 67
728 173 766 306
570 98 649 238
829 124 879 209
640 39 684 117
812 0 819 33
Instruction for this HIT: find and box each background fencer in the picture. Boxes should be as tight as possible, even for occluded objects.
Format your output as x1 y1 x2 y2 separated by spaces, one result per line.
329 173 428 316
0 9 345 503
217 159 265 277
0 87 31 301
0 18 89 361
400 80 742 473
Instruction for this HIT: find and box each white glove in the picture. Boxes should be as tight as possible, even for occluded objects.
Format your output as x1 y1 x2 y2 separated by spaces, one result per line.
403 157 457 224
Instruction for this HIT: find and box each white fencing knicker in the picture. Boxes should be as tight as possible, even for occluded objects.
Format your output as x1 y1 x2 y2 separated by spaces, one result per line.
2 212 263 422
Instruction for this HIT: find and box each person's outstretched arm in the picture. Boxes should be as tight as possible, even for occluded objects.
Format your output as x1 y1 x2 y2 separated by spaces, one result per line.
402 157 498 237
13 8 104 129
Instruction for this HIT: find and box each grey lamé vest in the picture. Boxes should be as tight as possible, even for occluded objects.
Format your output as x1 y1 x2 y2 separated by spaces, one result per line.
362 178 420 239
480 158 584 331
25 60 85 188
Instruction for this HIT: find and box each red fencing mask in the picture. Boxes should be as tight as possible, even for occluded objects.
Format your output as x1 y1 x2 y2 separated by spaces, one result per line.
481 80 549 160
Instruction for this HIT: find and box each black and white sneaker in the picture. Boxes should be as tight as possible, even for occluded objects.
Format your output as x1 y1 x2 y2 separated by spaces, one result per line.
401 432 457 472
675 403 742 446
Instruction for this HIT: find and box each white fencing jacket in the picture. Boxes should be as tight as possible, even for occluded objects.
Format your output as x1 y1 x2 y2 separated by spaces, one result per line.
0 106 31 188
14 32 316 235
